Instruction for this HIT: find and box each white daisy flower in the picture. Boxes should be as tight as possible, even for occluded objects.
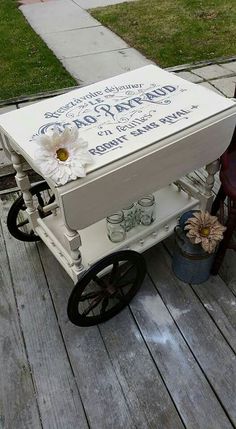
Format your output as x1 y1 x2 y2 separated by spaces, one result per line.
34 126 93 186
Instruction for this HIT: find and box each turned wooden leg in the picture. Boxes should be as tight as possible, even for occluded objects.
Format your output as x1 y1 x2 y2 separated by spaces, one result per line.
64 226 83 272
202 160 220 211
211 202 236 275
10 147 39 228
211 185 225 216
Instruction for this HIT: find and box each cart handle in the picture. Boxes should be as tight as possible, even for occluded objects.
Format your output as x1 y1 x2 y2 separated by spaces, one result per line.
42 201 59 213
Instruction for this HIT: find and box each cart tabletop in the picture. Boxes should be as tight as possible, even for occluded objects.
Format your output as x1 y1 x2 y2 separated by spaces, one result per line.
0 65 235 183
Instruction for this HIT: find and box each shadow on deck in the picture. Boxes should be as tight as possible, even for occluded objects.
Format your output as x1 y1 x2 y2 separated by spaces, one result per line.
0 189 236 429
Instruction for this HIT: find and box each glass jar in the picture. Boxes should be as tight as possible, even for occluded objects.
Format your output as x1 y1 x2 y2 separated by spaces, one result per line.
106 211 126 242
122 203 136 231
136 195 156 226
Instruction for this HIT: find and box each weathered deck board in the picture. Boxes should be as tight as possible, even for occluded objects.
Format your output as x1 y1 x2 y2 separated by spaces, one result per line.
166 235 236 353
1 182 236 429
192 276 236 354
39 241 235 429
129 266 232 429
0 210 42 429
147 243 236 426
0 197 89 429
220 249 236 296
40 241 185 429
38 243 136 429
97 308 185 429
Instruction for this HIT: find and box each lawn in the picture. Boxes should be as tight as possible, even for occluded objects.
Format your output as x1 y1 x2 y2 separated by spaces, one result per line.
91 0 236 68
0 0 77 102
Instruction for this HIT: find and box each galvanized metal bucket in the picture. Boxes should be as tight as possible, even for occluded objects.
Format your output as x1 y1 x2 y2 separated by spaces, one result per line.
172 211 215 284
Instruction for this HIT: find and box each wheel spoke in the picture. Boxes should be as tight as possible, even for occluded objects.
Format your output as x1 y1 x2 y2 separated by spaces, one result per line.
116 280 134 289
116 291 127 303
82 295 103 316
17 219 29 228
120 288 125 297
36 192 45 208
100 297 109 314
79 290 102 302
48 195 55 205
7 182 53 242
110 261 119 284
93 275 107 288
119 264 135 281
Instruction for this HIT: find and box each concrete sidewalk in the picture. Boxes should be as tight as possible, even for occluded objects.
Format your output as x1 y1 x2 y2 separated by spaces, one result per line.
19 0 236 92
20 0 151 85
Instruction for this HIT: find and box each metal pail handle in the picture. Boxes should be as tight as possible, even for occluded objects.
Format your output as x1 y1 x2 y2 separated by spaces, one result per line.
174 225 186 244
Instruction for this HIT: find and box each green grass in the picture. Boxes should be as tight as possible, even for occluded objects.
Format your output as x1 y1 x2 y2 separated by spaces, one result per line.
91 0 236 68
0 0 77 101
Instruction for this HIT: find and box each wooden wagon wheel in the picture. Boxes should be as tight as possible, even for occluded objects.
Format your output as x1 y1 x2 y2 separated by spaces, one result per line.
7 181 55 242
67 250 146 327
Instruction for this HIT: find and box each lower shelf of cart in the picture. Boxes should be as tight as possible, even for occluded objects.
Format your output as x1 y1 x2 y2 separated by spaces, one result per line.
36 184 199 278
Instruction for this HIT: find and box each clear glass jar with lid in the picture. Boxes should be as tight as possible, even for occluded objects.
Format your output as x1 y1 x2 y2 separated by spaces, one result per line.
106 211 126 242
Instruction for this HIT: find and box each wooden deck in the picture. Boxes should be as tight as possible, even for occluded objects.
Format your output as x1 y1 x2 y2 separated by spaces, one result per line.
1 180 236 429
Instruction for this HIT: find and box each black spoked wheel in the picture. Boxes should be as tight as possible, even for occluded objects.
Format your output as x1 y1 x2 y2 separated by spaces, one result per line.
67 250 146 327
7 181 55 242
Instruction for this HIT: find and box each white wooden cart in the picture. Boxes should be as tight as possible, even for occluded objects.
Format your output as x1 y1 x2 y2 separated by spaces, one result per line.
1 65 236 326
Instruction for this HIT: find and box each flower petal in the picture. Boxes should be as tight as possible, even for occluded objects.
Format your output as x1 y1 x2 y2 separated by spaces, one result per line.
33 125 93 184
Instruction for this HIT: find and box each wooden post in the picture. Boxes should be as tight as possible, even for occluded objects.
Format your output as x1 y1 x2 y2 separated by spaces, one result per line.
10 146 39 228
64 225 83 272
203 160 220 211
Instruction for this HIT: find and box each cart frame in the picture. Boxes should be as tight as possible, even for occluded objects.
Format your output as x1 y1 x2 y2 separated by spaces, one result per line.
7 138 219 283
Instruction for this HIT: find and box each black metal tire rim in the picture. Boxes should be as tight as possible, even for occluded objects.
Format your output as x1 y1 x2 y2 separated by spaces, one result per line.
67 250 146 327
7 181 55 242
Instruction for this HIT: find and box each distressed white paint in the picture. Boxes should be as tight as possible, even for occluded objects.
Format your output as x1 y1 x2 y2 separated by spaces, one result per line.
1 65 236 281
0 65 235 174
34 184 199 281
